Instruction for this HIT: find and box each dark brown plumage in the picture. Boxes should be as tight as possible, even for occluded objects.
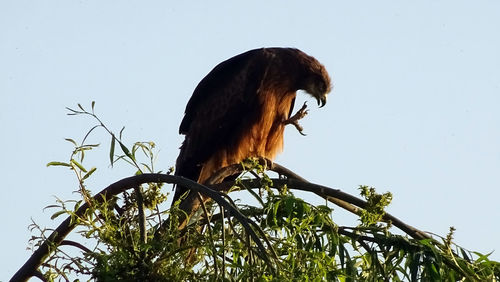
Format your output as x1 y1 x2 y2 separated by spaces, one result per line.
172 47 331 224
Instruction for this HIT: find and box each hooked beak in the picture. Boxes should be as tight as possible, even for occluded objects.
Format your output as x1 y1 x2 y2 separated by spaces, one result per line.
316 95 327 108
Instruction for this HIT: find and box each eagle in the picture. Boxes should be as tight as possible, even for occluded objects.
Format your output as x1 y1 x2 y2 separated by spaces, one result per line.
172 47 331 225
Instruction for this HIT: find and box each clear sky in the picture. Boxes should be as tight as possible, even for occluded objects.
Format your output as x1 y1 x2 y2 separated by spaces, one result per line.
1 1 499 279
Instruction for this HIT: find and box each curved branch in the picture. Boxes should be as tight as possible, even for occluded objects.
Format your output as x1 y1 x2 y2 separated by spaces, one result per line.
183 162 467 277
11 174 272 282
209 161 430 241
14 163 432 281
32 270 46 282
277 178 430 241
60 240 93 254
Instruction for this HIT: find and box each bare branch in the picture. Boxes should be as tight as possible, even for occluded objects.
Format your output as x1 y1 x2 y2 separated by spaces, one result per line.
60 240 93 254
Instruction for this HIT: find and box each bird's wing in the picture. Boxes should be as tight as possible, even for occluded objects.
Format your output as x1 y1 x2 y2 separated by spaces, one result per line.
174 48 270 189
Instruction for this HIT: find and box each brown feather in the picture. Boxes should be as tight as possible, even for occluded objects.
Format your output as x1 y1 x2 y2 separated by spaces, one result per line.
172 47 331 222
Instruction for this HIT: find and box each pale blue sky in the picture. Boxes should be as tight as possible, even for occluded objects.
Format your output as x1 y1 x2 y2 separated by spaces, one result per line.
1 1 499 279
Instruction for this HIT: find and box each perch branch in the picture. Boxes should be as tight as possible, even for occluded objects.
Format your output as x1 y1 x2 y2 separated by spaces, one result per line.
11 174 273 282
208 161 430 241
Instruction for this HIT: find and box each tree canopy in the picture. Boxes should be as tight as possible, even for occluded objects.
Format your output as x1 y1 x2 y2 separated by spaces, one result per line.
12 103 500 281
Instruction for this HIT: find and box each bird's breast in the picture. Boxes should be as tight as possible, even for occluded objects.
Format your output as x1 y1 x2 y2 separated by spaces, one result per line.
197 91 295 183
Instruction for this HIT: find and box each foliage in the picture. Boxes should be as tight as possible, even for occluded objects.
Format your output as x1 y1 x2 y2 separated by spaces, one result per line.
23 103 500 281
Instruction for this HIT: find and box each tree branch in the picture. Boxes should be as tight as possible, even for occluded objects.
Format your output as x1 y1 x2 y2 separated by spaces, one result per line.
60 240 93 254
14 163 437 281
208 162 431 241
134 186 147 244
11 174 273 282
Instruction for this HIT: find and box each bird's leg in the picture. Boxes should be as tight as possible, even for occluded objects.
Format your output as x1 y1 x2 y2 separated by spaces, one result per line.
257 157 274 170
284 102 309 136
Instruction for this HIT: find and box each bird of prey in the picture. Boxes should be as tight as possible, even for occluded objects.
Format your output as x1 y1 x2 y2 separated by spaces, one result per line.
172 47 331 225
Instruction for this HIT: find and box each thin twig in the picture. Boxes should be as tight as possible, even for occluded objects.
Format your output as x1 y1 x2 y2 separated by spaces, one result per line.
219 194 279 262
198 192 218 276
220 205 226 280
60 240 93 253
134 186 147 244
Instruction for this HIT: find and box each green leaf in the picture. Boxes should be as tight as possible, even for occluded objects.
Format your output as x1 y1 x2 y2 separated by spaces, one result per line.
339 244 345 269
51 210 67 220
472 251 493 263
110 136 116 167
71 159 87 172
119 141 134 161
273 200 281 227
81 125 101 146
73 200 82 211
82 167 96 180
77 103 85 111
91 101 95 112
141 163 152 173
119 126 125 140
64 138 78 146
460 247 471 262
428 262 440 280
284 196 294 216
46 161 71 167
241 181 265 207
65 107 81 114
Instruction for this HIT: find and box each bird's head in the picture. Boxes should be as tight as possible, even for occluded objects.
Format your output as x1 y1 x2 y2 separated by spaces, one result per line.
297 52 332 107
303 71 331 107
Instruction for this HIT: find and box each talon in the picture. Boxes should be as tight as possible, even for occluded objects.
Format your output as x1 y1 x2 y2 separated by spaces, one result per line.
284 102 309 135
258 157 274 170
